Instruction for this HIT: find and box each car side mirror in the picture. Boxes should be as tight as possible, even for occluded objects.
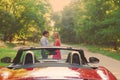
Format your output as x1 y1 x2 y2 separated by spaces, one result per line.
89 57 99 63
0 57 12 63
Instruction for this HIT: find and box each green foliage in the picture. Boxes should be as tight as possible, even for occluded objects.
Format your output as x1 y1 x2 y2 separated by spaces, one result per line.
0 63 10 66
57 0 120 49
0 0 52 43
85 45 120 61
0 48 17 60
0 42 40 66
59 5 77 43
0 9 16 41
5 43 16 48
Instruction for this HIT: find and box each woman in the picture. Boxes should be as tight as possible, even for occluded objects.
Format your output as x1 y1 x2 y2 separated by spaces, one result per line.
52 32 61 59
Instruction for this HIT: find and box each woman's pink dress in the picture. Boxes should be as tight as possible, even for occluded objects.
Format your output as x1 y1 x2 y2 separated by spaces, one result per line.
52 39 61 59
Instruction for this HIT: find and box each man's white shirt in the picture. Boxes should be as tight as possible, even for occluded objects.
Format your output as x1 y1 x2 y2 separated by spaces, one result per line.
40 36 49 46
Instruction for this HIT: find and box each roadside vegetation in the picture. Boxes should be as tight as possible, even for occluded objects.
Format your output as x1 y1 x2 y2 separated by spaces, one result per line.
0 0 52 44
0 42 17 66
53 0 120 51
0 41 40 66
69 43 120 61
83 45 120 61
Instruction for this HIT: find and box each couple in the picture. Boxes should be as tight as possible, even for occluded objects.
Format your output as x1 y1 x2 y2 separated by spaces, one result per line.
40 30 61 59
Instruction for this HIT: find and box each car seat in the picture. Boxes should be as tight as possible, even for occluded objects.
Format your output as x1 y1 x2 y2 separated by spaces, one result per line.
66 51 81 65
72 52 81 65
23 51 35 65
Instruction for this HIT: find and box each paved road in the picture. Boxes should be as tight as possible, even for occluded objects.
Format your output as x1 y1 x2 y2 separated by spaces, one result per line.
81 47 120 80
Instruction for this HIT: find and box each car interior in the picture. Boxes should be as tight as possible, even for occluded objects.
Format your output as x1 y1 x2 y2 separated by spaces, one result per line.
66 51 81 65
23 51 35 65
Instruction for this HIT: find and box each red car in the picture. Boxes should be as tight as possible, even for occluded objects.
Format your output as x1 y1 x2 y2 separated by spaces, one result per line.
0 46 117 80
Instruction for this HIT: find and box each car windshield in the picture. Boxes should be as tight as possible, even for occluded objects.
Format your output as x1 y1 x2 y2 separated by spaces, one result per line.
4 47 89 69
21 49 70 63
9 47 87 67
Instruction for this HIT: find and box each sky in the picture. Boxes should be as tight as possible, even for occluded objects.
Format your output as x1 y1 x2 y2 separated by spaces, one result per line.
48 0 71 12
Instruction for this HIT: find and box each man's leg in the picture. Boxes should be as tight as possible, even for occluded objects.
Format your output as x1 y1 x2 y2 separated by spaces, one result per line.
41 50 48 59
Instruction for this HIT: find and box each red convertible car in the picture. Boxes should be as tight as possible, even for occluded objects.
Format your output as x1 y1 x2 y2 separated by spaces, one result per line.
0 46 117 80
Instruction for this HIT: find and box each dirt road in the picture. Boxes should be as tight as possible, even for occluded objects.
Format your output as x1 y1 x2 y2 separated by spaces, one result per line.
81 47 120 80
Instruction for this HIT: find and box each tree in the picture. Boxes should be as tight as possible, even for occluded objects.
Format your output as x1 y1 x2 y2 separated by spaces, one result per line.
0 0 52 43
59 0 120 49
0 9 15 42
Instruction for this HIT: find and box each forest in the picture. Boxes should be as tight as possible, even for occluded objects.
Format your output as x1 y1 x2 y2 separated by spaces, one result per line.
0 0 120 50
53 0 120 50
0 0 52 44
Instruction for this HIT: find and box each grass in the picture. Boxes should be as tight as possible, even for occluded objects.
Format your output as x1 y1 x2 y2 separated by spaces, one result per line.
66 43 120 61
0 42 41 66
82 44 120 61
0 48 17 58
0 48 17 66
0 63 11 66
0 42 17 66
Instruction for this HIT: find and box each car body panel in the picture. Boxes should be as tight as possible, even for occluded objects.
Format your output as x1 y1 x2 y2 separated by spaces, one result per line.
0 66 116 80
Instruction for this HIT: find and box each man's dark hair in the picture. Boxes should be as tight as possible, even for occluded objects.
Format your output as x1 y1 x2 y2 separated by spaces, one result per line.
43 30 49 35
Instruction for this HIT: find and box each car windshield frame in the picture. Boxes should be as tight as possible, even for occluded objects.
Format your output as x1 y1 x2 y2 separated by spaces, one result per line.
8 46 88 69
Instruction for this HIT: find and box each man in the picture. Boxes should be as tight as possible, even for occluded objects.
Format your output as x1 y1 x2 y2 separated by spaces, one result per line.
40 30 49 59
